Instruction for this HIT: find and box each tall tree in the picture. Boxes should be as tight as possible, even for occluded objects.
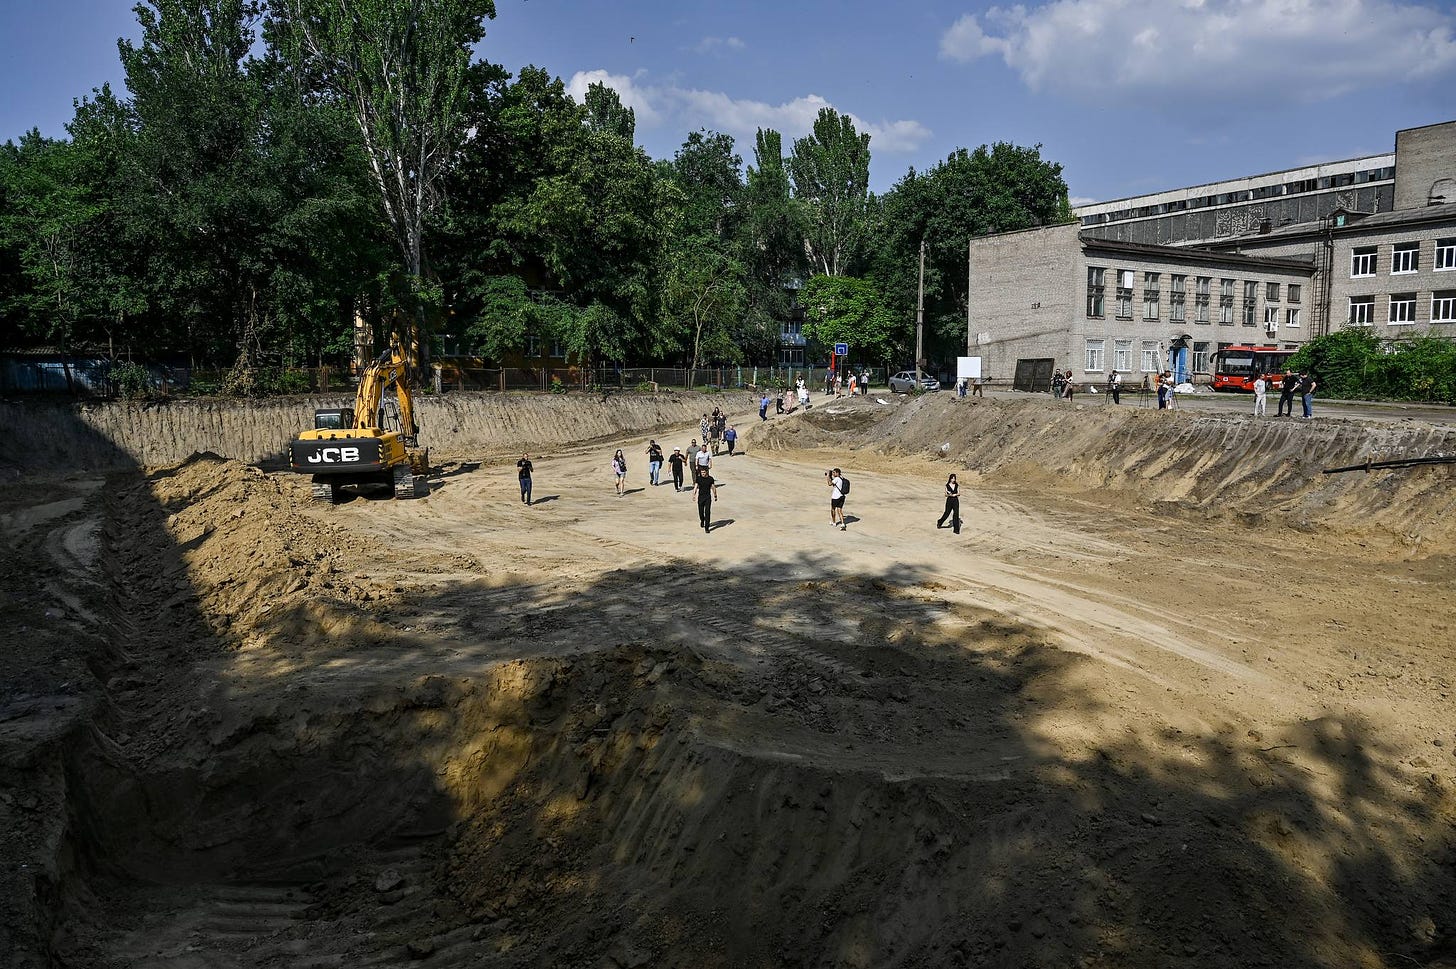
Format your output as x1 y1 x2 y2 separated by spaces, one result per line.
583 81 634 142
871 143 1071 360
268 0 498 357
788 108 872 277
800 274 903 368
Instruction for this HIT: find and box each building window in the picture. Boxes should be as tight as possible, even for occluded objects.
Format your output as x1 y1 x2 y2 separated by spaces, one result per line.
524 333 540 357
1288 283 1302 304
1351 246 1377 277
1143 272 1161 320
1266 281 1281 302
1219 278 1234 324
1265 306 1280 332
1435 239 1455 272
1140 341 1159 372
1243 280 1258 326
550 339 565 358
1193 341 1211 374
1286 307 1301 329
1388 293 1416 325
1433 291 1456 324
1195 276 1210 322
1116 269 1133 319
1085 339 1105 372
1349 295 1375 326
1170 274 1186 322
1391 241 1419 275
1087 266 1105 318
1113 339 1132 371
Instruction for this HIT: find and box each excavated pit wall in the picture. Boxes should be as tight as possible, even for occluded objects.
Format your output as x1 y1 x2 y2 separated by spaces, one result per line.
2 391 733 472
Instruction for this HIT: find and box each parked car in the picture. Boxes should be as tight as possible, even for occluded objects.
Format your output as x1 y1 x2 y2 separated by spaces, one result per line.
888 370 940 393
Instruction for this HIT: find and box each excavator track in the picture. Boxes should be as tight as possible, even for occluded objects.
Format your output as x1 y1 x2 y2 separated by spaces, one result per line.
310 477 340 503
393 465 428 499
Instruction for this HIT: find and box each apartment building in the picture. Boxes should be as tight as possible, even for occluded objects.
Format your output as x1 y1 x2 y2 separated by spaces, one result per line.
967 120 1456 385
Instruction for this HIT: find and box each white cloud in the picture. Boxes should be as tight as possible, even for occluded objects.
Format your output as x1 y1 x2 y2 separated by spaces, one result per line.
940 0 1456 104
1069 195 1098 207
565 69 664 128
567 72 932 154
692 36 746 54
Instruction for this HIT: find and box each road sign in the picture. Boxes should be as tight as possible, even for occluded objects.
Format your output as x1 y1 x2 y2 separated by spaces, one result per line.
833 342 849 357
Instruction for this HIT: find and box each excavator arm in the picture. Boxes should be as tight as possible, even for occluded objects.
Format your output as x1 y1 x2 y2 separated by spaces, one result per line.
354 338 419 443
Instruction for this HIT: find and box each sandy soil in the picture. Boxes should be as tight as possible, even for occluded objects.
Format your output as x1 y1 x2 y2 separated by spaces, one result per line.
4 393 1456 968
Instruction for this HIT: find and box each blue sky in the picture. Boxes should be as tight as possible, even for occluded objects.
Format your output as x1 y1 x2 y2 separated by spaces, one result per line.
3 0 1455 202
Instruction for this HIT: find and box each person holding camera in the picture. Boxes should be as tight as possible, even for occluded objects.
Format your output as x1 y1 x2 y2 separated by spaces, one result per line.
826 468 848 531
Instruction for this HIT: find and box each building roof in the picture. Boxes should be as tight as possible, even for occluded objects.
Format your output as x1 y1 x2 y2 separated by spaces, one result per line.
1208 200 1456 248
1078 235 1316 274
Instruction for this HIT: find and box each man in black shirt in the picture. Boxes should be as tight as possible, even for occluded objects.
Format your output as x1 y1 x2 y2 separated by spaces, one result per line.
1278 371 1298 417
646 440 664 486
516 453 533 505
667 447 687 491
693 466 718 532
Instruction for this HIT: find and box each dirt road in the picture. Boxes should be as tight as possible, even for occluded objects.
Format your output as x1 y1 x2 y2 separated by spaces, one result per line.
6 394 1456 968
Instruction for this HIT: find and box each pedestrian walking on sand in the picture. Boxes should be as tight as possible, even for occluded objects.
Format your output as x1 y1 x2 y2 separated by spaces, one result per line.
725 424 738 456
1278 371 1298 417
1299 371 1317 418
646 440 664 486
936 473 961 533
827 467 847 531
693 466 718 533
612 449 627 495
848 373 858 396
760 394 770 421
668 447 686 491
695 443 713 473
700 414 711 444
775 390 785 415
799 385 811 410
1252 374 1267 418
516 452 533 505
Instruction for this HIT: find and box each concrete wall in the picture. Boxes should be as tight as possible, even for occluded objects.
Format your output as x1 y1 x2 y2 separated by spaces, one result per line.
967 223 1079 380
1395 121 1456 211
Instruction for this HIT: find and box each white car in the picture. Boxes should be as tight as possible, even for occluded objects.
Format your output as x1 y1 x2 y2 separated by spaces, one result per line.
888 370 940 393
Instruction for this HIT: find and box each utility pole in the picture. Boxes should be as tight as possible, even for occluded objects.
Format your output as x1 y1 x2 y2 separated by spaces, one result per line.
915 238 925 388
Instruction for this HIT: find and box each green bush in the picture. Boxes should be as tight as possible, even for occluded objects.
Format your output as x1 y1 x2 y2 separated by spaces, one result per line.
1289 329 1456 404
550 375 567 394
635 380 655 392
109 362 155 400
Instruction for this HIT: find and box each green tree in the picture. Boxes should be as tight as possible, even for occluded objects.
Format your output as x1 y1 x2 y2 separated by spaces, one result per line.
800 274 903 368
871 142 1071 362
788 108 872 277
268 0 498 358
583 81 634 141
661 236 747 371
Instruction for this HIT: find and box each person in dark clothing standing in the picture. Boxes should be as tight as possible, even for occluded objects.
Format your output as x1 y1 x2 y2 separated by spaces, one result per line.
936 473 961 533
724 425 738 455
692 466 718 532
1278 371 1299 417
668 447 687 491
516 453 533 505
646 440 664 486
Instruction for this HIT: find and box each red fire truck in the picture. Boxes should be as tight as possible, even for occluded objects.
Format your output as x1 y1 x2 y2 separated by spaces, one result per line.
1212 344 1296 392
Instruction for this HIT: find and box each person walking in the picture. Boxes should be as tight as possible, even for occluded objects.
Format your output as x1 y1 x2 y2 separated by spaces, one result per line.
827 467 847 531
1299 371 1317 418
612 449 627 495
699 414 711 446
724 424 738 456
695 442 713 473
936 473 961 533
798 385 811 410
1252 373 1267 418
1108 370 1122 405
759 393 770 421
861 370 870 395
971 376 984 398
646 440 664 486
848 373 858 396
1278 371 1298 417
668 447 687 491
516 452 533 505
775 390 785 415
692 466 718 533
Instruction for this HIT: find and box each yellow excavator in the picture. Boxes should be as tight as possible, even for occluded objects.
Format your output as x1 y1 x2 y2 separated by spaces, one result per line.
288 338 429 502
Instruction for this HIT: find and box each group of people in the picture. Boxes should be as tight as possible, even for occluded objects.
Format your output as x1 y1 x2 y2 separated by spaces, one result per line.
516 403 972 539
954 377 984 398
1253 370 1318 418
698 407 738 455
1051 369 1076 400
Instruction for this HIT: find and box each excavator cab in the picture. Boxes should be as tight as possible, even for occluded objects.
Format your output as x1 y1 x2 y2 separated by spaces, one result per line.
313 408 354 431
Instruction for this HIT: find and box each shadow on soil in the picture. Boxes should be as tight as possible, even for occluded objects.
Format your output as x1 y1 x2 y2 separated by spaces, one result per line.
6 408 1456 969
